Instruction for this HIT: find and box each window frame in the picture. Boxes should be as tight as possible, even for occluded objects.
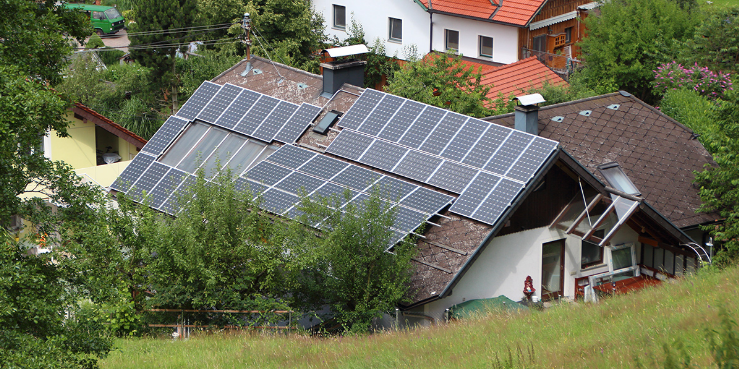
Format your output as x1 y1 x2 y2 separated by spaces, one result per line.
565 27 573 43
581 229 605 268
445 29 459 52
479 35 493 58
333 4 346 30
388 17 402 42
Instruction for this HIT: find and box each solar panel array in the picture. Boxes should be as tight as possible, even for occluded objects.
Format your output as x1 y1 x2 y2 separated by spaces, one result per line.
239 145 454 247
329 88 559 226
176 81 321 145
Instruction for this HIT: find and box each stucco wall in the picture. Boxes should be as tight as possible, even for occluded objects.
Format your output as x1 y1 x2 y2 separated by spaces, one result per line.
313 0 430 59
50 112 96 169
432 14 520 64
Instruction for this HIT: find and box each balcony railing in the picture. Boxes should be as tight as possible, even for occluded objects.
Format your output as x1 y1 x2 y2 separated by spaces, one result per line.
522 48 581 80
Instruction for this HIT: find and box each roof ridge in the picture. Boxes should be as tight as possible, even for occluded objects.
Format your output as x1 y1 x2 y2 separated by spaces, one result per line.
73 103 147 144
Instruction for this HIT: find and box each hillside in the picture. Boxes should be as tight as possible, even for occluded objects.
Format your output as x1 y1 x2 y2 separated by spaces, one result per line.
101 265 739 368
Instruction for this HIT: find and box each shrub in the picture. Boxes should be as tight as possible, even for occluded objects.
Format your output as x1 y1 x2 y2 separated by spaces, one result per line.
653 61 733 100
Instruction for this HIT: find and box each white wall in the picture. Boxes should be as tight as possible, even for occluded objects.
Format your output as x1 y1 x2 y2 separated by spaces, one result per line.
313 0 430 59
432 14 520 64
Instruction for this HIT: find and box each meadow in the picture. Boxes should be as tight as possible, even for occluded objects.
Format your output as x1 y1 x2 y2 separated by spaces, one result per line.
101 264 739 368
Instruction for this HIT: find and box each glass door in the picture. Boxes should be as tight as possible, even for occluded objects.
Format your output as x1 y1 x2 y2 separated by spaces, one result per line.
542 239 565 300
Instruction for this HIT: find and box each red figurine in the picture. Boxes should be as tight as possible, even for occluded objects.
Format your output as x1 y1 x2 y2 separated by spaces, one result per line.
523 276 536 301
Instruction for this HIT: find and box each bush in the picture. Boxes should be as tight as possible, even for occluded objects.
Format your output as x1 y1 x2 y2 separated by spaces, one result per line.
659 88 720 151
86 34 105 49
97 47 125 66
654 61 733 100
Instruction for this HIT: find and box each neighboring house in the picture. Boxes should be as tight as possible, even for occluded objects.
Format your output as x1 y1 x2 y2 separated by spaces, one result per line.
484 92 719 248
110 58 706 327
312 0 599 64
475 56 568 102
44 103 146 188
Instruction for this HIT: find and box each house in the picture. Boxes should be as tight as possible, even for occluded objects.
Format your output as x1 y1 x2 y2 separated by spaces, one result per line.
44 103 146 188
110 59 705 327
473 55 568 102
312 0 599 65
483 92 719 250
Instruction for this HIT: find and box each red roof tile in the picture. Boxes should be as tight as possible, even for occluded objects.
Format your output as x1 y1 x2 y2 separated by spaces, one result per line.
428 0 546 26
72 103 147 148
479 56 567 101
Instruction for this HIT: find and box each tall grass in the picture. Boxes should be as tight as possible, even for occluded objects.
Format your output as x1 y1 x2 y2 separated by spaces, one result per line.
101 265 739 368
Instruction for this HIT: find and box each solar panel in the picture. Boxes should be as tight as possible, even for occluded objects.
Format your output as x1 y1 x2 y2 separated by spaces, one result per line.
393 150 442 183
392 206 427 233
440 119 488 162
128 161 170 202
398 106 446 148
428 161 479 194
357 94 404 136
176 81 221 120
484 130 534 176
140 116 189 156
325 129 374 161
111 153 155 193
378 100 425 142
506 137 558 182
265 144 315 169
299 154 349 180
374 176 417 202
449 171 501 217
358 139 408 172
400 186 453 215
234 177 268 198
332 165 381 191
344 193 372 212
311 182 356 206
147 167 187 209
243 161 292 186
420 112 468 156
261 189 300 215
160 174 197 214
386 230 407 250
338 89 384 130
274 171 324 195
273 103 322 144
471 178 524 224
462 123 511 168
197 84 242 123
214 89 261 130
233 95 279 137
252 101 299 142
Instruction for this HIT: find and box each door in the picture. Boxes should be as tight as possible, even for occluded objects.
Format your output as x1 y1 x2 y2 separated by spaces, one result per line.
541 239 565 300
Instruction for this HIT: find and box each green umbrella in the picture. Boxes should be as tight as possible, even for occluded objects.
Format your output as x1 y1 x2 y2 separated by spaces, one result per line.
449 296 528 320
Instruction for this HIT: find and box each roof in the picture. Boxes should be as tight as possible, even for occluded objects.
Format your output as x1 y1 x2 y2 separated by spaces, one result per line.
420 0 547 26
529 10 578 30
72 103 147 149
211 56 361 107
477 57 568 102
484 92 718 229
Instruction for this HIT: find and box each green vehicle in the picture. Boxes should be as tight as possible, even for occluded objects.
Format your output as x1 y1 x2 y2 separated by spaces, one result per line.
64 3 126 36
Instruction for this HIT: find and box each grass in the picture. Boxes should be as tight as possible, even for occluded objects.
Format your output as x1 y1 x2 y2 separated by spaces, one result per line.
700 0 737 8
101 265 739 368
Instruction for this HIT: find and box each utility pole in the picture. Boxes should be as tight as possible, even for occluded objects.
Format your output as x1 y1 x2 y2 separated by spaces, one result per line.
240 13 253 76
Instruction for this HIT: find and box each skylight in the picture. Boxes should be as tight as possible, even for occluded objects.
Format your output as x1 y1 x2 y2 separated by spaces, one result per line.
598 162 640 195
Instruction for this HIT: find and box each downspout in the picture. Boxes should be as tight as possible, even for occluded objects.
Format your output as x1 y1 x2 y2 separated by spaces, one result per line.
429 12 433 54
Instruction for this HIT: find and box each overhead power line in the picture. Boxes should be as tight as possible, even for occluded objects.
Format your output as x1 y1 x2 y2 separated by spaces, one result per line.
125 23 233 37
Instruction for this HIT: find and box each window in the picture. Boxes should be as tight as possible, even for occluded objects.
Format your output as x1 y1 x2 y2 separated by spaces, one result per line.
333 5 346 29
598 162 640 195
533 35 546 52
565 27 573 43
93 11 105 20
581 229 605 268
389 17 402 42
479 36 493 58
445 29 459 51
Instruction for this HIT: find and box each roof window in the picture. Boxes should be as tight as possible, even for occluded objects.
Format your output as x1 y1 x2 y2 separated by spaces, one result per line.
598 162 640 195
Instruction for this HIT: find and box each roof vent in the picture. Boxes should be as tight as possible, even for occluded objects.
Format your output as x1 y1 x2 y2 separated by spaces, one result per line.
607 104 620 110
551 116 564 122
579 110 592 116
619 90 632 97
297 82 308 89
313 110 343 135
252 68 262 75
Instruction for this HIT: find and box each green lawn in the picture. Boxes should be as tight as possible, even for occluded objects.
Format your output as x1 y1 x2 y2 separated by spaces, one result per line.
101 265 739 368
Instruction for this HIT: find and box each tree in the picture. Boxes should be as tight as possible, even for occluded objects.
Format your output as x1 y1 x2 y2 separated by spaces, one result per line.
685 7 739 76
386 52 496 118
578 0 700 103
694 90 739 267
128 0 197 94
291 187 415 333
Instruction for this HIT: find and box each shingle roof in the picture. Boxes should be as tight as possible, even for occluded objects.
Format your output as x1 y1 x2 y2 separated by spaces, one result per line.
485 93 718 229
423 0 546 26
479 56 568 101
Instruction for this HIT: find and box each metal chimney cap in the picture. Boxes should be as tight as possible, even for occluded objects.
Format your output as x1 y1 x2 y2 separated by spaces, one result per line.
514 93 545 106
322 44 369 58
